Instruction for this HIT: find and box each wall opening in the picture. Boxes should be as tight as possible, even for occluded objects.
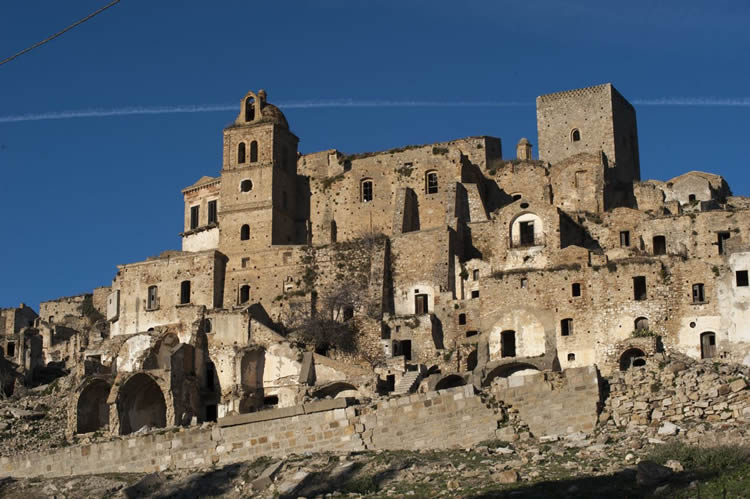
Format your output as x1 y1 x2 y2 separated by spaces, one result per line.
571 283 581 297
653 235 666 255
117 374 167 435
180 280 191 305
473 269 479 281
467 350 478 371
736 270 748 287
76 380 111 434
571 129 581 142
500 330 516 358
263 395 279 408
567 353 576 361
249 141 258 162
634 316 649 332
688 194 696 202
206 361 215 390
471 290 480 299
205 404 218 422
361 179 373 202
7 342 15 357
717 231 730 255
619 348 646 371
458 313 466 325
190 205 199 230
519 221 535 246
620 231 631 247
239 285 250 304
401 340 412 361
692 283 705 303
435 375 466 390
240 179 253 192
208 200 217 224
414 294 428 314
237 143 246 164
240 224 250 241
147 286 159 310
700 332 717 359
633 276 647 301
244 97 255 122
561 318 573 336
466 330 478 338
330 220 337 243
426 171 438 194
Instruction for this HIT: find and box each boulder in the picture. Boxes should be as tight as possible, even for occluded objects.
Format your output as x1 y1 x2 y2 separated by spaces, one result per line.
636 461 673 487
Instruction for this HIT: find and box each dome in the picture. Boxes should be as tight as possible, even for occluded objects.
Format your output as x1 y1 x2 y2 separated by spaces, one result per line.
256 103 289 129
518 137 531 145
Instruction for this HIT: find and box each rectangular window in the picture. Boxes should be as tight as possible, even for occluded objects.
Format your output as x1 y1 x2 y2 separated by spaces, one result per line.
471 290 480 299
561 318 573 336
190 205 200 230
572 283 581 297
633 276 647 301
472 269 479 281
207 200 217 224
147 286 159 310
718 231 730 255
737 270 749 287
241 257 250 268
180 280 191 305
620 231 630 247
361 180 373 202
653 235 666 255
415 294 428 314
519 221 535 246
520 278 528 289
692 283 705 303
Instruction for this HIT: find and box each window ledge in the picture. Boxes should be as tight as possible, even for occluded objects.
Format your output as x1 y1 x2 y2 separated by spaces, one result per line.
176 303 192 308
145 306 160 312
180 223 219 238
691 301 709 305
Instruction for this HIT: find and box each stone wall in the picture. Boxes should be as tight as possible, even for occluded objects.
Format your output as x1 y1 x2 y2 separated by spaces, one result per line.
489 366 601 437
39 294 89 324
0 385 502 479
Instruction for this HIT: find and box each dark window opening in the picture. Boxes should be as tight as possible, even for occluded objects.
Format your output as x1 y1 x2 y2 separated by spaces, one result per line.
466 330 478 338
471 290 479 299
426 171 438 194
472 269 479 281
501 330 516 358
240 224 250 241
519 221 535 246
688 194 696 202
467 350 478 371
204 318 212 333
572 283 581 297
147 285 158 310
244 97 255 122
7 342 15 357
692 283 705 303
205 405 218 422
190 205 199 230
415 293 428 314
620 231 630 247
249 141 258 163
237 143 246 164
330 220 337 243
343 306 354 320
653 235 666 255
208 200 217 224
635 317 649 331
206 362 215 390
180 280 191 305
718 232 730 255
520 278 528 288
512 194 522 201
567 353 575 361
361 179 373 202
633 276 647 301
736 270 748 287
239 285 250 304
700 332 716 359
571 129 581 142
263 395 279 407
561 318 573 336
458 313 466 325
240 179 253 192
386 374 395 392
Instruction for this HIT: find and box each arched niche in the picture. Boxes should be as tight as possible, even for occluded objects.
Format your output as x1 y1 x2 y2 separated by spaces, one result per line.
116 373 167 435
509 212 544 248
76 378 111 434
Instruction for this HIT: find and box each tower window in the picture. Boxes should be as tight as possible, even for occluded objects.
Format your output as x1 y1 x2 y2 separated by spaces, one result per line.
633 276 647 301
620 231 631 247
361 179 373 202
240 179 253 192
426 171 438 194
736 270 748 287
717 231 730 255
567 353 576 362
571 129 581 142
237 143 246 164
250 141 258 163
239 285 250 304
190 206 199 230
180 280 191 305
692 283 705 303
244 97 255 122
561 318 573 336
572 283 581 297
147 285 159 310
208 200 217 224
240 224 250 241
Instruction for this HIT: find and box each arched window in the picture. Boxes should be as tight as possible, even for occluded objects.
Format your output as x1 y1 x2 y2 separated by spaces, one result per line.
250 141 258 163
510 213 543 248
237 143 246 164
239 285 250 304
634 317 649 331
361 179 373 202
425 171 438 194
180 280 191 305
240 179 253 192
240 224 250 241
245 97 255 122
571 129 581 142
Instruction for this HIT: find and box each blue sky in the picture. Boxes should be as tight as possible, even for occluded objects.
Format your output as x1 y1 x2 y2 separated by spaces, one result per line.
1 0 748 309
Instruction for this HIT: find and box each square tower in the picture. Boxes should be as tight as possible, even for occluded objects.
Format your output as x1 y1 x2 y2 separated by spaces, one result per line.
536 83 640 184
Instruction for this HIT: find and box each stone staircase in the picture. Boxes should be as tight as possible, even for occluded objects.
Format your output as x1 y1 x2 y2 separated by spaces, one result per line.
393 370 421 395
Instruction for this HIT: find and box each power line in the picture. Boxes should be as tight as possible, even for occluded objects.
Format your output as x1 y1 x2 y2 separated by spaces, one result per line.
0 0 121 67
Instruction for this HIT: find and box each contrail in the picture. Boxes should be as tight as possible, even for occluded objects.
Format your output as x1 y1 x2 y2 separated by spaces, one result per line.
0 98 748 124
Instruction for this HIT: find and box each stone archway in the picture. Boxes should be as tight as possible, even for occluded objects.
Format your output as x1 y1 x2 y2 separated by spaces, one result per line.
76 379 111 434
435 374 466 390
619 348 646 371
482 362 540 386
116 373 167 435
313 382 358 399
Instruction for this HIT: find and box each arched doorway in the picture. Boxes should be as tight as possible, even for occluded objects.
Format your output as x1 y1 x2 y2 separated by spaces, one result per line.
619 348 646 371
117 373 167 435
435 374 466 390
700 332 717 359
76 379 111 434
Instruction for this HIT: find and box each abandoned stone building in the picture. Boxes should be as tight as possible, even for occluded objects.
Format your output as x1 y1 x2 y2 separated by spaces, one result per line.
4 82 750 439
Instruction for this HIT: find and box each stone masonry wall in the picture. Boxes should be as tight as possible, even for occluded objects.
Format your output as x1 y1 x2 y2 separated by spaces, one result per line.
0 385 501 479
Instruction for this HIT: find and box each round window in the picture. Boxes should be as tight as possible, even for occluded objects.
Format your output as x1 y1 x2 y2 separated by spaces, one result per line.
240 179 253 192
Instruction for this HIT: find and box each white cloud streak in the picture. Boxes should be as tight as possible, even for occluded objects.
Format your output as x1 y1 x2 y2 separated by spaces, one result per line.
0 98 748 123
